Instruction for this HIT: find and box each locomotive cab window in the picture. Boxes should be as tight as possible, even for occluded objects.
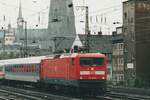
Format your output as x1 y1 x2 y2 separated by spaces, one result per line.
80 58 104 67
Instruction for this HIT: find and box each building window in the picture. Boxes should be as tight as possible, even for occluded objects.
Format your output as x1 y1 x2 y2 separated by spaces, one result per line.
120 58 124 65
119 43 124 50
121 75 123 80
138 3 142 8
124 12 127 19
131 17 133 23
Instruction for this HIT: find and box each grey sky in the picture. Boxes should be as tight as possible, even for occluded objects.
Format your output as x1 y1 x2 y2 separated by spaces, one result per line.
0 0 127 34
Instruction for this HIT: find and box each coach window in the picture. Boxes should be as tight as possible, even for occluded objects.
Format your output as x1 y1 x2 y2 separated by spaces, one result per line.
9 66 10 72
7 66 9 72
14 66 15 72
23 66 24 73
7 67 9 72
24 66 26 72
30 65 32 72
15 66 17 72
33 65 35 72
25 66 27 72
23 66 25 72
6 67 7 72
32 65 34 72
17 66 19 72
29 65 31 72
11 66 13 72
29 66 31 72
25 66 26 72
31 65 33 72
18 66 20 72
18 65 21 72
17 65 20 72
8 66 10 72
18 66 19 72
27 66 29 72
27 65 30 72
28 65 30 72
9 66 11 72
14 66 16 72
26 66 28 72
20 66 22 72
28 66 30 72
22 66 23 72
34 65 36 72
19 66 21 72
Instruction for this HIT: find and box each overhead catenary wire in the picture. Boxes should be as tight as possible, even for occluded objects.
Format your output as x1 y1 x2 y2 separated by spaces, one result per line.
0 1 38 13
0 0 123 30
0 0 122 19
89 4 122 14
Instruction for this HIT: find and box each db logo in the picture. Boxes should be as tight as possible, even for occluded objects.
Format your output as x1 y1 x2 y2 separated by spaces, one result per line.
90 71 95 74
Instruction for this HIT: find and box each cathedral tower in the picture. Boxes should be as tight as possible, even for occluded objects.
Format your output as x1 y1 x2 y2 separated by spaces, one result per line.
17 0 24 29
16 0 24 41
48 0 76 52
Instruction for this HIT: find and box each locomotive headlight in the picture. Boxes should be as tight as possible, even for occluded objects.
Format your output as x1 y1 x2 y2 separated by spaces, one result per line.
102 77 105 79
95 71 105 75
80 76 83 79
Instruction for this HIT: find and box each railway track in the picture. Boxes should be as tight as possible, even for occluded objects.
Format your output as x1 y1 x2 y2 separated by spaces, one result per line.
0 85 79 100
104 86 150 100
81 92 150 100
105 92 150 100
0 85 150 100
80 87 150 100
0 85 113 100
108 86 150 96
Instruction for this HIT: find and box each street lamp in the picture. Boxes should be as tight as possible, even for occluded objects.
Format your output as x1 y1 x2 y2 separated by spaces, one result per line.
20 20 28 57
1 27 6 59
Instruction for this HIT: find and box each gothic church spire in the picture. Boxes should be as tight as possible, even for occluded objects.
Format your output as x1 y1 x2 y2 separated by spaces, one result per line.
18 0 22 19
17 0 24 29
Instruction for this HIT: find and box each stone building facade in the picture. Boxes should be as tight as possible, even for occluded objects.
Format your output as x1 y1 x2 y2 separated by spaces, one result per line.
123 0 150 87
112 27 124 85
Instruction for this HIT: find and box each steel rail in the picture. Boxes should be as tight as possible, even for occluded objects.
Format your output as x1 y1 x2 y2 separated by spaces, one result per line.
0 85 79 100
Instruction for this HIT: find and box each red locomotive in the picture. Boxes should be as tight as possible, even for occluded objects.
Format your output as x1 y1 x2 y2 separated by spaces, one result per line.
0 53 107 95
